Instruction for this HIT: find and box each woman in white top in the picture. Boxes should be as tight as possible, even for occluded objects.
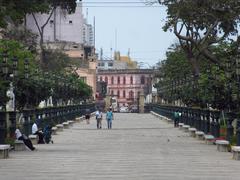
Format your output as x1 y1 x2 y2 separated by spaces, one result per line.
15 128 35 151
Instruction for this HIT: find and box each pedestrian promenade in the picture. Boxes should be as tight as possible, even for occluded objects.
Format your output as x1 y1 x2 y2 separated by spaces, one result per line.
0 113 240 180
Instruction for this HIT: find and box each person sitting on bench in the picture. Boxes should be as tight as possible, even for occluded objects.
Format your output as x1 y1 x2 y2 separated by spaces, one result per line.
32 122 44 144
15 128 35 151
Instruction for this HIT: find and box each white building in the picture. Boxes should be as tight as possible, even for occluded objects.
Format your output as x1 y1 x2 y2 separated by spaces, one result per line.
26 3 85 44
83 18 94 46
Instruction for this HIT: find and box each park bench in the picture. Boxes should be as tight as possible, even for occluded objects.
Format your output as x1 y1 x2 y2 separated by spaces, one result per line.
14 140 26 151
195 131 204 140
75 117 81 122
182 125 190 132
68 120 74 126
232 146 240 160
167 118 173 124
0 144 10 159
56 124 64 131
178 123 184 130
189 128 197 137
204 135 215 145
51 127 58 135
62 122 69 129
216 140 229 152
29 134 38 145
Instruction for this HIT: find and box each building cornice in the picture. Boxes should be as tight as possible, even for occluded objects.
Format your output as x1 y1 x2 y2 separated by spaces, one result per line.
97 69 155 75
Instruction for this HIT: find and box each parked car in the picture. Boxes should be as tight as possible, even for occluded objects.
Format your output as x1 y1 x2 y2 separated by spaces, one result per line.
119 106 129 113
130 106 139 113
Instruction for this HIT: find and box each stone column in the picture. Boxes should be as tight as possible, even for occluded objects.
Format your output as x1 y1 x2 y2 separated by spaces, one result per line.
139 92 145 113
105 95 111 112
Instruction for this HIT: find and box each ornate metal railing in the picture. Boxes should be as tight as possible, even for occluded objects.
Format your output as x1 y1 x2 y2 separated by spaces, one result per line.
147 104 240 145
0 103 95 143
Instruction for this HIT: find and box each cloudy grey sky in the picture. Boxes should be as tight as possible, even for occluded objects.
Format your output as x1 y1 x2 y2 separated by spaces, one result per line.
82 1 176 67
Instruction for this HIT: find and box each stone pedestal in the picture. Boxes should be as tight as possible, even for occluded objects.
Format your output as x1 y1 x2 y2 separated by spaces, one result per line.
14 140 26 151
105 95 111 112
139 93 145 113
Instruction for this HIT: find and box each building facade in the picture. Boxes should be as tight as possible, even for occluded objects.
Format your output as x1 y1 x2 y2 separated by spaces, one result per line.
97 69 153 107
26 2 92 46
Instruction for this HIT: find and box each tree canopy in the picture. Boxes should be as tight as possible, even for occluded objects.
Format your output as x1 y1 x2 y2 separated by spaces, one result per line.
158 0 240 76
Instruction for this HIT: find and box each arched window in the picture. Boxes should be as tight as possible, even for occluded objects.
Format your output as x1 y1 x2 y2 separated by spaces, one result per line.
141 75 145 84
117 90 120 98
123 76 126 84
117 76 120 84
100 76 103 82
130 76 133 84
111 76 114 84
105 76 108 84
123 90 126 98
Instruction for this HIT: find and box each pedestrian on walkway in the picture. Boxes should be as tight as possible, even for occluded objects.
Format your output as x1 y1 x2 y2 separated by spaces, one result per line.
15 128 36 151
85 109 91 124
32 121 44 144
173 110 180 127
106 108 114 129
96 109 103 129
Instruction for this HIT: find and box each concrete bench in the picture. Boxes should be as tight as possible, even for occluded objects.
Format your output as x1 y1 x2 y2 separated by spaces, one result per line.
14 140 26 151
75 117 81 122
0 144 10 159
216 140 229 152
68 120 74 126
232 146 240 160
204 135 215 145
29 134 38 145
62 122 69 129
195 131 204 140
182 125 190 132
189 128 197 137
167 118 173 124
56 124 64 131
178 123 184 130
51 127 58 135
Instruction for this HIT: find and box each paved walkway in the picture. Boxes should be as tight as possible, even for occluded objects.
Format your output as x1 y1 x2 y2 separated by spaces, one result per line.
0 113 240 180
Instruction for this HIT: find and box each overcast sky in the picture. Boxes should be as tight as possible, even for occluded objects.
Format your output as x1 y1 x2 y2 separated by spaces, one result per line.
82 1 177 67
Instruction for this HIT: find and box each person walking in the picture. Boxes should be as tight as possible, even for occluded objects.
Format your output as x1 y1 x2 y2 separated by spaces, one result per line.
96 109 103 129
173 111 180 127
15 128 36 151
85 109 91 124
106 108 113 129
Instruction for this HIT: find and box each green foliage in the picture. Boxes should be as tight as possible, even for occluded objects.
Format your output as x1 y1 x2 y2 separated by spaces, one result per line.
0 0 78 28
159 0 240 75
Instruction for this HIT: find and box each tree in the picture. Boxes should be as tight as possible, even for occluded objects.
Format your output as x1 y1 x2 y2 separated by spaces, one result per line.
29 0 78 67
158 0 240 76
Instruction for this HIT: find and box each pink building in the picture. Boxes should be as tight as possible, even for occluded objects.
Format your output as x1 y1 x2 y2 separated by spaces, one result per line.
97 69 153 107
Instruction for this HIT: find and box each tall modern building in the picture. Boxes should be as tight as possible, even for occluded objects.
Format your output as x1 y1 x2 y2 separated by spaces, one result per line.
83 18 94 46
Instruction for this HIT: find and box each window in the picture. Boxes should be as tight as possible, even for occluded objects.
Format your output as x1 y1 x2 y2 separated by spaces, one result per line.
111 76 114 84
100 77 103 82
69 20 73 24
111 90 114 96
108 62 113 67
117 77 120 84
101 63 105 66
129 91 134 98
130 76 133 84
123 77 126 84
123 90 126 98
117 90 120 98
105 76 108 84
141 76 145 84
